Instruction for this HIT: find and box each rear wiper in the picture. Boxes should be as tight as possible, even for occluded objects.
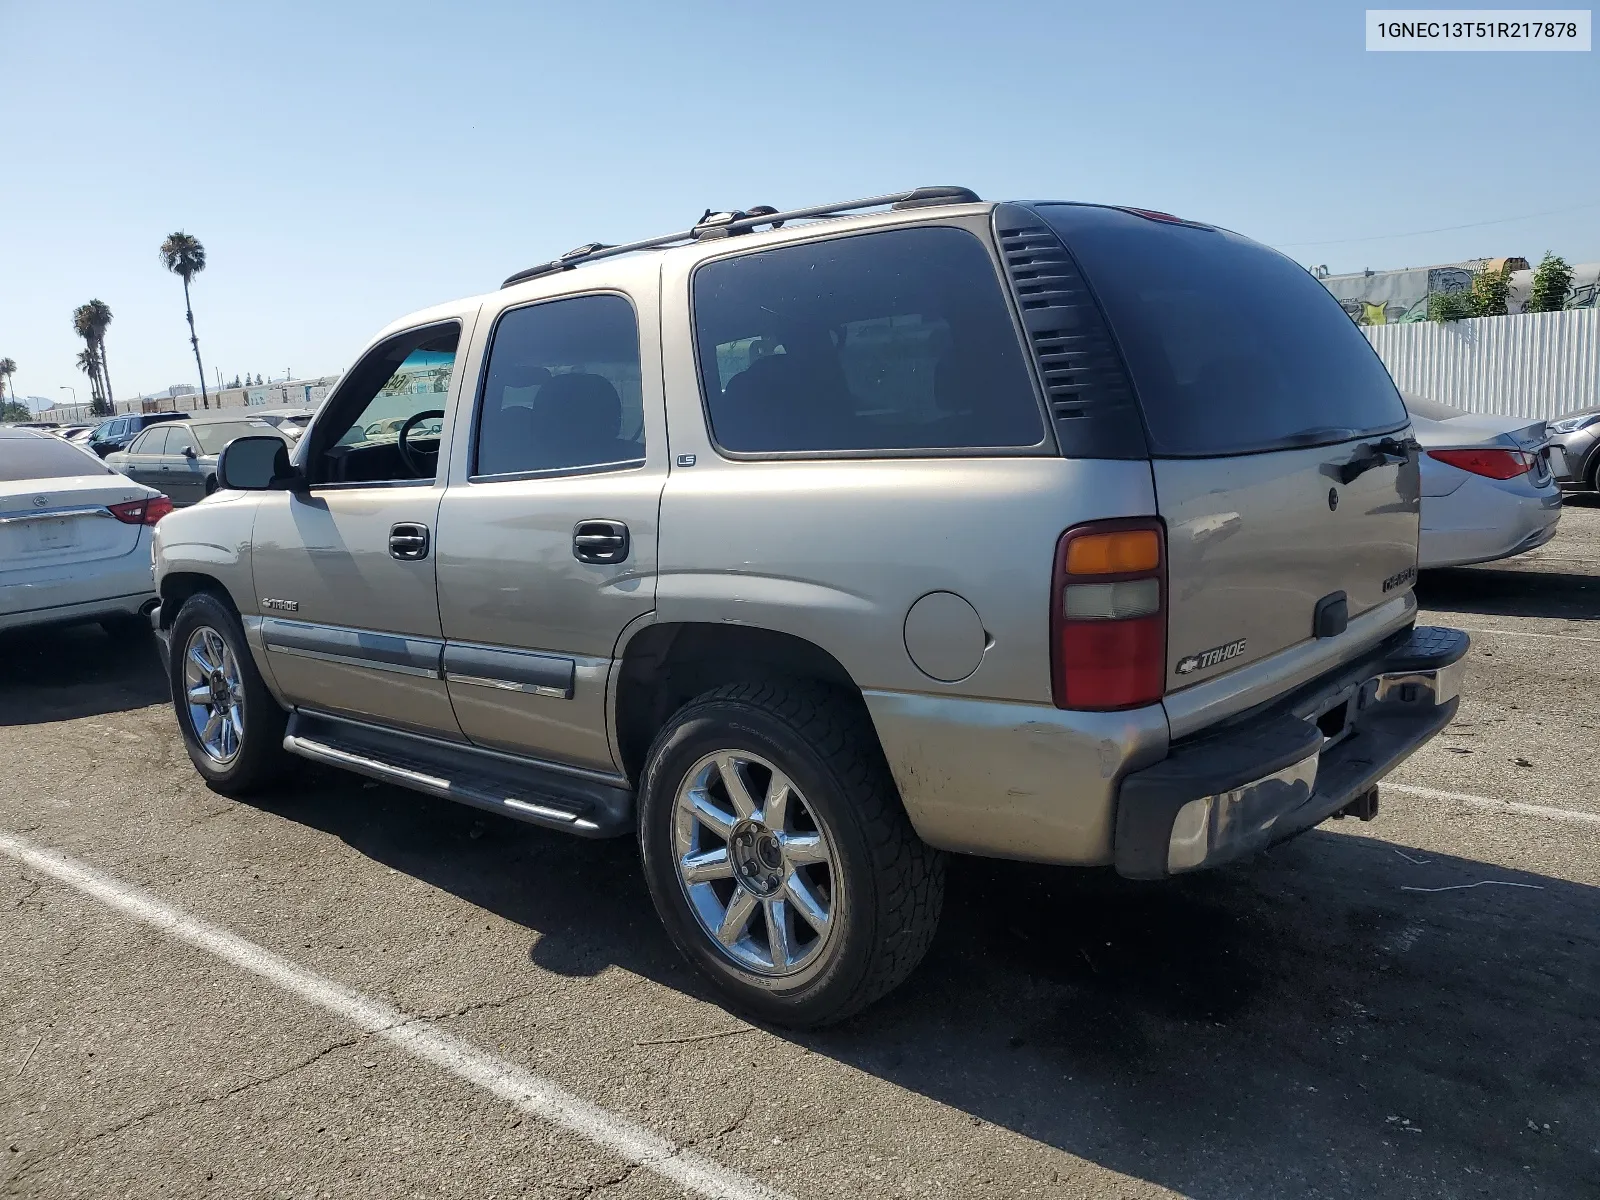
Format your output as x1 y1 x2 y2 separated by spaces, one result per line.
1338 435 1421 484
1276 426 1360 449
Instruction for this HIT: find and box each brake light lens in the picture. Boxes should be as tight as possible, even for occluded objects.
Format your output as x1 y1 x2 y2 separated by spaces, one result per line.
1052 519 1166 711
1426 448 1534 480
108 495 174 525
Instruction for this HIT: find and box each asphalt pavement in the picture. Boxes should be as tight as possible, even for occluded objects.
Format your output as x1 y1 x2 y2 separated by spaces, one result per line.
3 504 1598 1199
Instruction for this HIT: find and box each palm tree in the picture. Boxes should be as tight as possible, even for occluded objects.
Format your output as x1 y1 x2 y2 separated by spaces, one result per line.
159 231 209 408
73 300 115 407
77 347 110 416
72 304 111 409
0 357 16 407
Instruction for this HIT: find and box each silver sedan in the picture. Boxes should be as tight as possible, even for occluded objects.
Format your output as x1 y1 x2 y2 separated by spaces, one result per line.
1407 394 1563 569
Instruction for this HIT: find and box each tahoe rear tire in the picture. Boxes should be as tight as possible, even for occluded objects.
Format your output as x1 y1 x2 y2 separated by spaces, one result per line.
637 680 944 1027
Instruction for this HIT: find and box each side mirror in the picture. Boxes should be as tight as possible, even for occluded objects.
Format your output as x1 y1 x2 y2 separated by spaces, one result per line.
217 436 302 491
182 446 198 459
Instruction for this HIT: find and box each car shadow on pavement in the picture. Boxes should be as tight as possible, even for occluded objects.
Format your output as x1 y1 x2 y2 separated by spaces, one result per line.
248 773 1600 1199
0 625 169 725
1419 564 1600 621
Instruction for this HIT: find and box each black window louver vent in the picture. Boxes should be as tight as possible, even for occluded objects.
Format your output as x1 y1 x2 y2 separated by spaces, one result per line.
992 204 1148 460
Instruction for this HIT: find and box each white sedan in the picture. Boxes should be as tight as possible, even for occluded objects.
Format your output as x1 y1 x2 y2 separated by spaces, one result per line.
0 427 170 636
1407 394 1563 569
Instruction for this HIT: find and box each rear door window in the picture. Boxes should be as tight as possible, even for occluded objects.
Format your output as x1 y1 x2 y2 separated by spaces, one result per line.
1038 205 1408 457
692 226 1045 455
473 294 644 478
129 427 170 455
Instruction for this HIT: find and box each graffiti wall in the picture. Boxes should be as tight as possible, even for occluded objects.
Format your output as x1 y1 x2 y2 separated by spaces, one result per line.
1320 259 1600 325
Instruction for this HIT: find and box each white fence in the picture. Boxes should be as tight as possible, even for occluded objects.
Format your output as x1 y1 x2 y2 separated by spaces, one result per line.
1362 308 1600 421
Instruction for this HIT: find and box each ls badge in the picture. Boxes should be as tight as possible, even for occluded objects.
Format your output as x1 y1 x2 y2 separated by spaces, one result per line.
1175 637 1247 676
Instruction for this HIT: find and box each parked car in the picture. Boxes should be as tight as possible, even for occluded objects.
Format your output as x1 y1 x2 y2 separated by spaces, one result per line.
151 187 1467 1026
1548 405 1600 494
84 411 187 458
1405 394 1562 568
55 425 95 442
9 421 62 431
105 415 285 506
0 427 168 636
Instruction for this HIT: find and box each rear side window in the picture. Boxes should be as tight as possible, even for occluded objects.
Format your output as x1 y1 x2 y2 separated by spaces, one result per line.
473 294 644 478
1038 205 1407 457
693 226 1045 455
0 434 111 482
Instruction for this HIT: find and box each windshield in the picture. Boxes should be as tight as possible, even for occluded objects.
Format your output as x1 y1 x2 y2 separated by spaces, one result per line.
1039 205 1408 457
192 422 278 454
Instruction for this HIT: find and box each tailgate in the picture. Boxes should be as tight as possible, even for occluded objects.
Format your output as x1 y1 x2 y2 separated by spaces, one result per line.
1156 442 1418 682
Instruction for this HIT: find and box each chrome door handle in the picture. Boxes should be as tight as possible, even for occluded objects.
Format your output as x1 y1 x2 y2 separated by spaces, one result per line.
389 522 431 561
573 519 629 564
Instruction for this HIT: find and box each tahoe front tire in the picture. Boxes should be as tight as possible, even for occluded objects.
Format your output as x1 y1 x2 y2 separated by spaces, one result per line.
169 591 291 792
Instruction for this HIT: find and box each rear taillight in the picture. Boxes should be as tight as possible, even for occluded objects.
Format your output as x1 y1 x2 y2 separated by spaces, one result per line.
1051 519 1166 711
1426 448 1533 480
107 495 174 525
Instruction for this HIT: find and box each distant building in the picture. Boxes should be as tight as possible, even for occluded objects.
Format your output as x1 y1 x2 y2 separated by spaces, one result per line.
47 373 342 422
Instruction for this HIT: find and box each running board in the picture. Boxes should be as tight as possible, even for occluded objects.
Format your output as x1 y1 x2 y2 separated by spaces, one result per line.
282 711 632 838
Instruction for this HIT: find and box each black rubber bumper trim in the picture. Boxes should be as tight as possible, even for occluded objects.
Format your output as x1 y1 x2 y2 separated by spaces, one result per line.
1113 624 1468 879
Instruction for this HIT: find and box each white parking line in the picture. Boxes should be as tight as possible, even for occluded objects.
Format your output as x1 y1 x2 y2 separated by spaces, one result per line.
0 832 794 1200
1386 782 1600 828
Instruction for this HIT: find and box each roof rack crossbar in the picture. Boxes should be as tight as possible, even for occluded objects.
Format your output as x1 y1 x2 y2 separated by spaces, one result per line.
500 185 980 288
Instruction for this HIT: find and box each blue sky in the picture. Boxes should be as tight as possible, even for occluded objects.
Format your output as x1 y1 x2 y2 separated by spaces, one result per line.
3 0 1597 406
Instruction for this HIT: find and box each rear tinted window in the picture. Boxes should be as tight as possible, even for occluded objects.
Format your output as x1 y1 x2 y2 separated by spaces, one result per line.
693 226 1044 454
1039 205 1407 457
0 434 111 482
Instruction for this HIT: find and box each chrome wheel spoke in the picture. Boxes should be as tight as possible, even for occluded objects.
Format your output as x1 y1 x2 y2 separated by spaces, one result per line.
761 768 794 831
764 898 793 969
681 846 733 884
716 889 758 947
186 683 212 705
687 789 736 840
783 871 830 933
186 645 214 680
781 833 827 866
716 754 758 820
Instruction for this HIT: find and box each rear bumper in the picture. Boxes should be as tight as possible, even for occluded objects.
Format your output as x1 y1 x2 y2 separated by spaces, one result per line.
1418 478 1562 569
1114 625 1468 879
0 589 156 634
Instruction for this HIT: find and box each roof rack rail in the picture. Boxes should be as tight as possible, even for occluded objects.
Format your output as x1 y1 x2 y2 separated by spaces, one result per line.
500 185 981 289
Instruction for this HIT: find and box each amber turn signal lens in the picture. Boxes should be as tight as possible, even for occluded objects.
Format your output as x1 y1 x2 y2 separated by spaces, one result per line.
1064 529 1160 575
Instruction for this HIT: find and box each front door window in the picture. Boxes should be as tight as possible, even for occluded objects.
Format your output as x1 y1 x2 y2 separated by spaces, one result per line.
304 324 461 486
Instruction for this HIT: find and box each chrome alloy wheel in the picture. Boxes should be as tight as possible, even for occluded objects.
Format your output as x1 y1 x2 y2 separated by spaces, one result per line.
672 750 840 979
182 625 245 765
